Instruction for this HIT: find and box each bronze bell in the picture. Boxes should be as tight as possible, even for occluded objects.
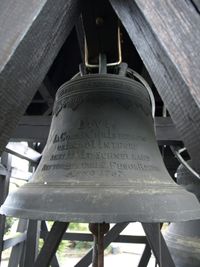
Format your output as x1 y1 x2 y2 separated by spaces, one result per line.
1 74 200 223
164 162 200 267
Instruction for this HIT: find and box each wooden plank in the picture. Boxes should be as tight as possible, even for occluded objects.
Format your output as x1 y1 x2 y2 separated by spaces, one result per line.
41 221 60 267
34 222 68 267
155 117 181 145
11 167 32 181
41 231 147 244
11 116 51 142
0 0 81 155
0 153 12 262
138 244 151 267
142 223 175 267
3 233 27 251
8 219 28 267
6 142 41 163
76 17 85 62
23 220 41 267
38 83 54 115
110 0 200 169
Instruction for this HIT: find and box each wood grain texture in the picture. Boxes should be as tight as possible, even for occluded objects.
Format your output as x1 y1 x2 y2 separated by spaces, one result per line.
0 0 81 154
110 0 200 169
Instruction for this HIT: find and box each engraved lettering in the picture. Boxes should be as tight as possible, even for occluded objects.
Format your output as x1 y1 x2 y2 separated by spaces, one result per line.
78 119 115 130
41 163 79 171
50 154 65 161
131 154 150 161
57 139 95 151
53 134 60 143
109 162 159 172
103 142 136 150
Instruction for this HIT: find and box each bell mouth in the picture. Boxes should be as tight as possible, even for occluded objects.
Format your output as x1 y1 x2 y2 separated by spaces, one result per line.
1 183 200 223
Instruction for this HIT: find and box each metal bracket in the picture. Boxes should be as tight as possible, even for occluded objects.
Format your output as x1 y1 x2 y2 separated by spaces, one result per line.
84 26 122 68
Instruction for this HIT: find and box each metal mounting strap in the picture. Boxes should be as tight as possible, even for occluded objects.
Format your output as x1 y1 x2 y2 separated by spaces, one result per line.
84 26 122 68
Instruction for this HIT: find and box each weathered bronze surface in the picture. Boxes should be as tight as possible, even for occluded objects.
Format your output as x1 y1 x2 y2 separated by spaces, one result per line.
164 162 200 267
1 74 200 223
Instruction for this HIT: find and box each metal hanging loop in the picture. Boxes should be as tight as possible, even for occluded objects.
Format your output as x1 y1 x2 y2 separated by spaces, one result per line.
84 25 122 68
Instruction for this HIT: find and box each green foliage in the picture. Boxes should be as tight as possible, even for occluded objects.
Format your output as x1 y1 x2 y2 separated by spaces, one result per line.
4 217 17 234
68 223 88 232
40 222 92 258
72 241 92 250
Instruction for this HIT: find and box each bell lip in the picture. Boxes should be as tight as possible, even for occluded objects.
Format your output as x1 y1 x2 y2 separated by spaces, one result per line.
1 205 200 223
2 186 200 223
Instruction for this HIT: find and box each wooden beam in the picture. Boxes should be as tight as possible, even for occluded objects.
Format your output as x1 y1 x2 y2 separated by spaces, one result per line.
40 231 147 243
0 153 12 262
38 79 55 115
5 142 41 163
23 220 41 267
155 117 181 145
138 244 151 267
3 233 27 251
8 219 28 267
34 222 69 267
142 223 175 267
11 116 182 145
11 167 32 181
0 0 81 155
41 222 60 267
110 0 200 169
12 116 51 142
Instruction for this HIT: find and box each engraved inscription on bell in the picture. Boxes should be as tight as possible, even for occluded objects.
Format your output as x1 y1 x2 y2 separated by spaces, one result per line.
38 88 162 186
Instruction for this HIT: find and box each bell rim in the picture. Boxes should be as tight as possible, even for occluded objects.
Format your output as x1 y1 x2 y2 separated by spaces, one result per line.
2 186 200 223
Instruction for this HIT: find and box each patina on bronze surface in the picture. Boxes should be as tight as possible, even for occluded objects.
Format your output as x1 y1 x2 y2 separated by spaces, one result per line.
1 74 200 223
165 162 200 267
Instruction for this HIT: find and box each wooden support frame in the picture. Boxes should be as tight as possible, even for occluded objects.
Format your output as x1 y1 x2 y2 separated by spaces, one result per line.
22 220 41 267
5 142 41 163
41 230 147 244
142 223 175 267
110 0 200 169
33 222 69 267
8 219 28 267
41 221 60 267
0 153 12 262
138 244 151 267
0 0 81 155
3 232 27 251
